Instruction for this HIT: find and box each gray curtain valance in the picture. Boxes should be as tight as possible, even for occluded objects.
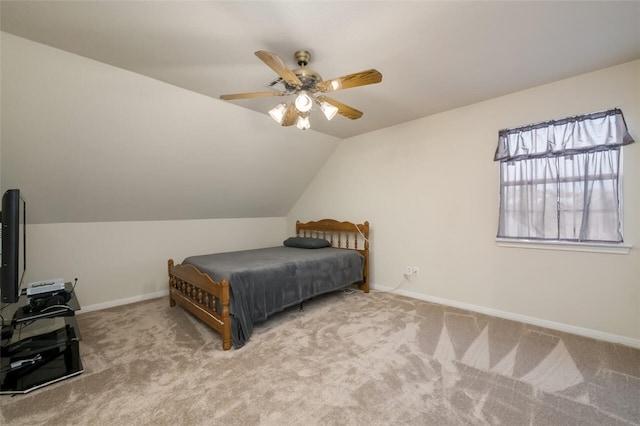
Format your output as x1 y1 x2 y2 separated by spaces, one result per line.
494 108 634 162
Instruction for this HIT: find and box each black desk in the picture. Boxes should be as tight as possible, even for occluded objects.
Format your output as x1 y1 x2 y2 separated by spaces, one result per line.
0 283 83 394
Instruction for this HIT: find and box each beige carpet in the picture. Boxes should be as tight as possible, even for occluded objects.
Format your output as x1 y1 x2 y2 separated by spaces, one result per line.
2 290 639 425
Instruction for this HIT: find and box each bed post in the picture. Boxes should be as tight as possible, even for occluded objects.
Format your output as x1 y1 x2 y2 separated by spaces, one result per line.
219 281 232 350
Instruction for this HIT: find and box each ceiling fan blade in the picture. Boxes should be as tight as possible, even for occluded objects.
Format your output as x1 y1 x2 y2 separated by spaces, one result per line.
316 96 363 120
317 69 382 93
220 91 287 100
281 103 299 126
255 51 303 88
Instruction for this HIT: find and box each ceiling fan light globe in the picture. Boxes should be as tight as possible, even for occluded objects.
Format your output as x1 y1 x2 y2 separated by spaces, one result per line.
294 91 313 113
320 102 339 121
269 102 287 124
296 114 311 130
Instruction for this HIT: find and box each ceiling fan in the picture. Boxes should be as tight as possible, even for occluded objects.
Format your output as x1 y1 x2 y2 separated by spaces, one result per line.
220 50 382 130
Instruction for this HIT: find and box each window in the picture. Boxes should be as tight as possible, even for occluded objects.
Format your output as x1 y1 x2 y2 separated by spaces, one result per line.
494 109 634 244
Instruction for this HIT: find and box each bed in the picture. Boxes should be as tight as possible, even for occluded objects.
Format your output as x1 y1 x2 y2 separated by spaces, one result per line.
168 219 370 350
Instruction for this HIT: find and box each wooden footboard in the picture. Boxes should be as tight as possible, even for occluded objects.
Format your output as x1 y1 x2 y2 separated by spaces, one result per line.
168 259 232 350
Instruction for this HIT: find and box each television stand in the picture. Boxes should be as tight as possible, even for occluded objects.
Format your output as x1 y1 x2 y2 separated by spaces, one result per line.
0 282 83 394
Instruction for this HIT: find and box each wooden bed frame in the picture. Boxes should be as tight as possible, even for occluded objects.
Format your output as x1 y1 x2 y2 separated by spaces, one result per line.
168 219 370 350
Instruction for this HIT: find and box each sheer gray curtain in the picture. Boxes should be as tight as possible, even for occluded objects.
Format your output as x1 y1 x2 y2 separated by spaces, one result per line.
495 109 634 243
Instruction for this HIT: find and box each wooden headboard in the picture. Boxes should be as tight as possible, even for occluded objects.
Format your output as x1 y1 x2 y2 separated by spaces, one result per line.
296 219 370 292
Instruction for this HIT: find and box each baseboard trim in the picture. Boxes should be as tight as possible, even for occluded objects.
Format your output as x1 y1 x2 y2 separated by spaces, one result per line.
372 284 640 349
78 289 169 314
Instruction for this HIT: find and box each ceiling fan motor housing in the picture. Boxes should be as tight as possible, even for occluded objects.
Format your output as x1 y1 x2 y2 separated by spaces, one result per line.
285 50 322 92
291 69 322 92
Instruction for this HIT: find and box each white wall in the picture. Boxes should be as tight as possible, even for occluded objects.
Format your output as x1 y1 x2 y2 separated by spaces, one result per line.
288 60 640 345
26 217 287 310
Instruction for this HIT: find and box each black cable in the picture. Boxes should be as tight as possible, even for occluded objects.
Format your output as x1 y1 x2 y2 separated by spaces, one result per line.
68 278 78 299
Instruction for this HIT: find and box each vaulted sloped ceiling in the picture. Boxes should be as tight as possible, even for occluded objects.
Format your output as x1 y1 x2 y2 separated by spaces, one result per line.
1 34 340 224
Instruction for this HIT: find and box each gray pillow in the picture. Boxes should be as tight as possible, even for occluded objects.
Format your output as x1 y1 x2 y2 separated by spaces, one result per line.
283 237 331 249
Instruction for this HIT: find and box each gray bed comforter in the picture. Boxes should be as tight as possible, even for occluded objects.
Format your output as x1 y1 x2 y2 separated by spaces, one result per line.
183 246 365 348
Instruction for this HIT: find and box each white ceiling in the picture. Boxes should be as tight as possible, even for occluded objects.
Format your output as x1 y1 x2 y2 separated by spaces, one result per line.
2 1 639 139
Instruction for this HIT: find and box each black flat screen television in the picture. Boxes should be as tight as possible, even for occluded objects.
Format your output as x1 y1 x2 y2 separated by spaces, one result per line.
1 189 26 304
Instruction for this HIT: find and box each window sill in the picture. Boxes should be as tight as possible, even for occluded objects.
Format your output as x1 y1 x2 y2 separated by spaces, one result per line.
496 238 631 255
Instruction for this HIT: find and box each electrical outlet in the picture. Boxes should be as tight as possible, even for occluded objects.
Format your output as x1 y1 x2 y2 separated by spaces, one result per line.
404 266 419 276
